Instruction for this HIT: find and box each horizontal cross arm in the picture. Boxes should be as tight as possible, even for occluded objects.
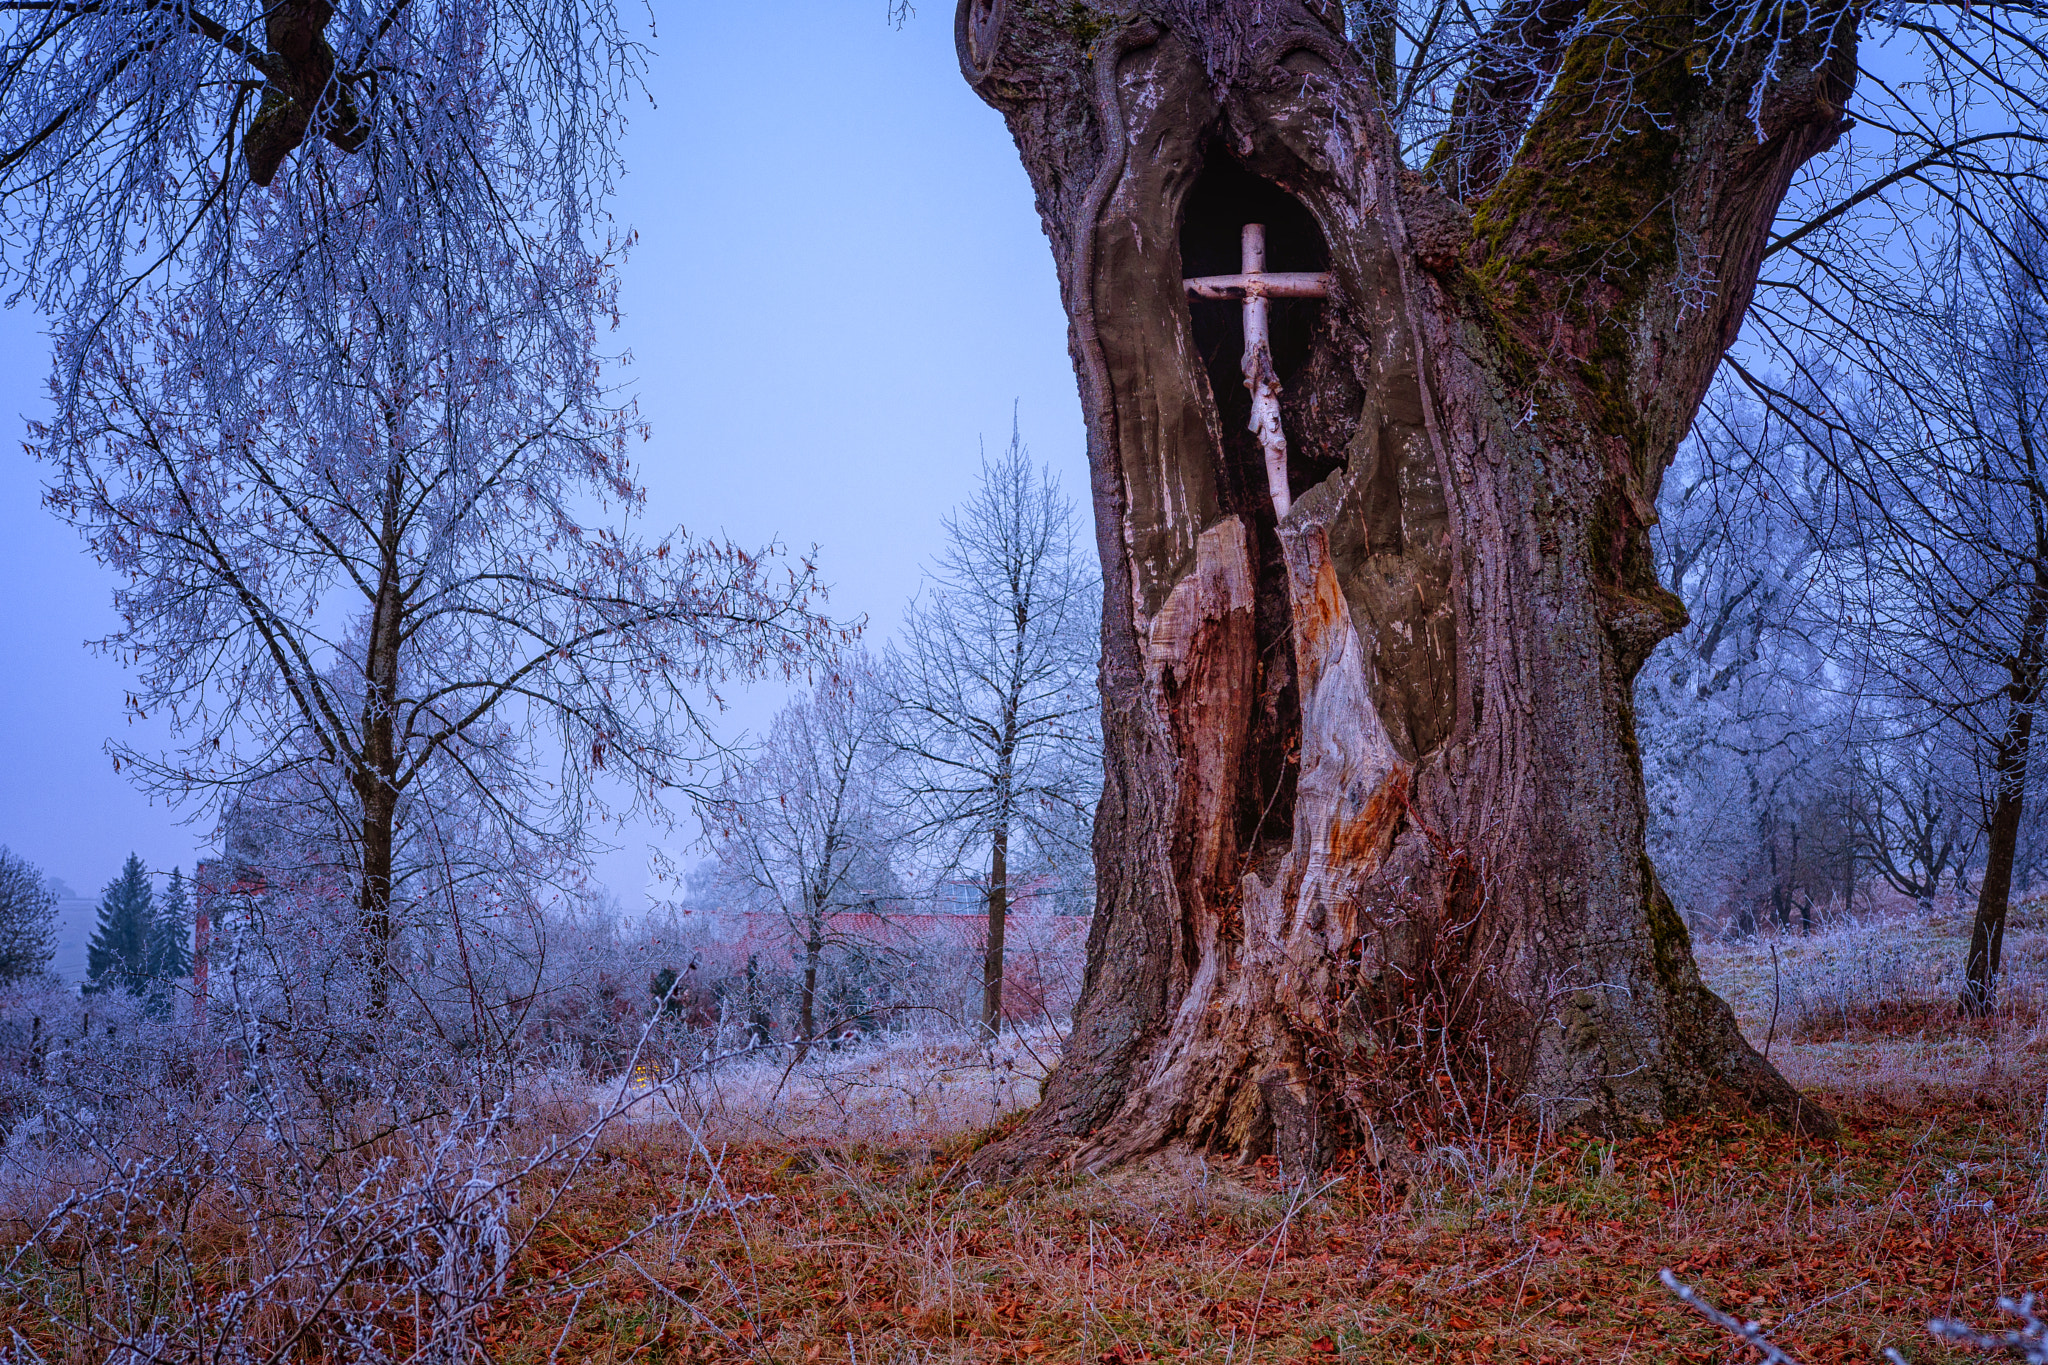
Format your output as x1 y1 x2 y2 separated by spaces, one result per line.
1183 272 1331 300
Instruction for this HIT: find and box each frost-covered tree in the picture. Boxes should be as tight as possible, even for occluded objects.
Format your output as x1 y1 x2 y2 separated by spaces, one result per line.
884 428 1100 1035
1803 199 2048 1013
29 54 833 1011
1639 395 1853 936
1851 716 1977 910
85 853 153 998
1 0 837 1016
0 847 56 985
700 660 906 1059
0 0 640 348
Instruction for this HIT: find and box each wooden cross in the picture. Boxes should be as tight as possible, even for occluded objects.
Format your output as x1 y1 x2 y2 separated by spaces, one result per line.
1185 223 1331 519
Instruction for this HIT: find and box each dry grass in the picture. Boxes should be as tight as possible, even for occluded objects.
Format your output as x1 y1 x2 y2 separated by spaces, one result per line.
9 908 2048 1363
1697 893 2048 1107
598 1026 1062 1146
468 1095 2048 1363
441 906 2048 1364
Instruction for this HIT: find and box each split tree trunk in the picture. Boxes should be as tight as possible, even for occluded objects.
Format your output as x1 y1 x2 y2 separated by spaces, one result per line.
959 0 1847 1173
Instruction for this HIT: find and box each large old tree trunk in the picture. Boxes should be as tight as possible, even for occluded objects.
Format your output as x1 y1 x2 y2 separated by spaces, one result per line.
960 0 1848 1172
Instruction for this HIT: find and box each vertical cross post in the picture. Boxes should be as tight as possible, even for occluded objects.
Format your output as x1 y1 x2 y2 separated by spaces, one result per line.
1185 223 1331 520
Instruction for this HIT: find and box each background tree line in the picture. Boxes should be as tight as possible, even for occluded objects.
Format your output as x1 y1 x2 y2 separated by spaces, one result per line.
687 423 1100 1049
1640 185 2048 1016
0 423 1100 1061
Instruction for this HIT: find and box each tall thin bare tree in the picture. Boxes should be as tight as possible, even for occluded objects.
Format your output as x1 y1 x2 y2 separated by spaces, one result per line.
886 424 1100 1036
700 660 904 1060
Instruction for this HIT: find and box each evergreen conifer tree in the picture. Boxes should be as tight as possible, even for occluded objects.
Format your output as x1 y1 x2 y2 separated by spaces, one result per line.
143 867 191 1015
85 854 152 997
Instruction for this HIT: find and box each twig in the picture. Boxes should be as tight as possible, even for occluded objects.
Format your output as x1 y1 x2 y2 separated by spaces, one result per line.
1929 1291 2048 1362
1660 1268 1802 1364
1766 942 1783 1060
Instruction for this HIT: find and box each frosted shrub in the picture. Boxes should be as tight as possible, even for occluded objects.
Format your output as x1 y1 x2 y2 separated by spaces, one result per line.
0 985 198 1173
607 1022 1064 1145
1929 1294 2048 1361
0 881 766 1360
0 1084 751 1362
1784 918 1942 1039
0 982 84 1148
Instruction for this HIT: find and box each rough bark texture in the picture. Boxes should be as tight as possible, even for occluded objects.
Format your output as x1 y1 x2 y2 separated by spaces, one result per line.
1964 749 2022 1018
959 0 1849 1174
1964 584 2045 1016
799 931 822 1062
243 0 369 186
985 830 1010 1034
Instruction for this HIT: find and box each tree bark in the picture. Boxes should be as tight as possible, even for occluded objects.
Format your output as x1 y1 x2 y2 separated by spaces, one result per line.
1963 726 2024 1017
798 926 822 1063
959 0 1846 1173
357 781 397 1013
984 827 1010 1035
1963 586 2046 1016
356 464 406 1015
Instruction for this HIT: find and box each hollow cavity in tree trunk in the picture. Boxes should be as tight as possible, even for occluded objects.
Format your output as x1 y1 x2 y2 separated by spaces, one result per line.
958 0 1843 1176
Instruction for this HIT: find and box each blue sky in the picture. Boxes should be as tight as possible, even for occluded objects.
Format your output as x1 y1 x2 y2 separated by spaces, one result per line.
0 1 1089 909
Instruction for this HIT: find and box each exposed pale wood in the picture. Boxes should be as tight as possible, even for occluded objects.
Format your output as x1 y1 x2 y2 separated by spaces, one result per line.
1184 223 1328 520
1184 272 1334 299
